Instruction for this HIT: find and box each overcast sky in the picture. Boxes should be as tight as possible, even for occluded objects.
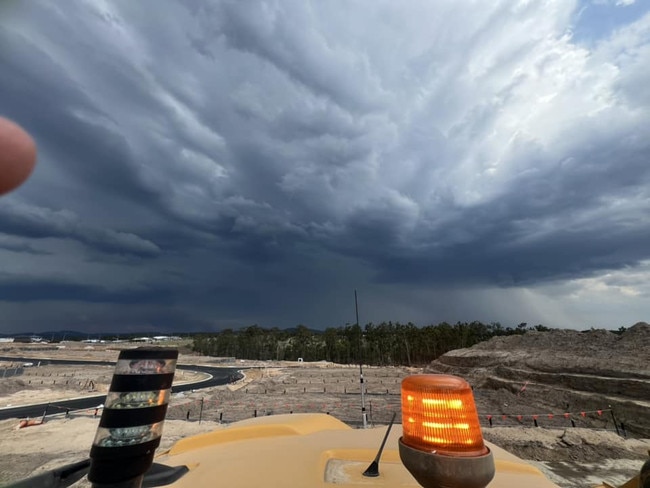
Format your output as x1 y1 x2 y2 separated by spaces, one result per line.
1 0 649 334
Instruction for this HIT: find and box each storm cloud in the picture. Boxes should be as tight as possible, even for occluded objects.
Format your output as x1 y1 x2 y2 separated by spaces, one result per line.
0 0 649 333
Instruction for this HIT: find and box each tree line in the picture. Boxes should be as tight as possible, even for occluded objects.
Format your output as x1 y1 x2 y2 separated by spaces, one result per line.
192 321 550 366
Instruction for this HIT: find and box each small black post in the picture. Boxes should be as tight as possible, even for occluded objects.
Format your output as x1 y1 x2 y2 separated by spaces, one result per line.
254 409 257 418
356 290 367 429
609 406 621 437
488 417 493 427
219 412 223 423
534 418 538 427
199 398 204 425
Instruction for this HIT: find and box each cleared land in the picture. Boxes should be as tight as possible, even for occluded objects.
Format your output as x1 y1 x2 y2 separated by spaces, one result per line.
1 329 649 487
0 361 206 408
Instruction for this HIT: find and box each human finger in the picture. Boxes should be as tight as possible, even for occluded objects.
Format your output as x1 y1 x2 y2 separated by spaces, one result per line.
0 116 37 195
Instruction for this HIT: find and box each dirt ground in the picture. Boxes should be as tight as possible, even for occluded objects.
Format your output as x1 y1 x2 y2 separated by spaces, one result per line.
1 337 649 487
0 362 207 408
166 364 411 426
482 427 649 488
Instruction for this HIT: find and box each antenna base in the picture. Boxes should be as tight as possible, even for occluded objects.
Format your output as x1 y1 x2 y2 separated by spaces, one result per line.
362 461 379 477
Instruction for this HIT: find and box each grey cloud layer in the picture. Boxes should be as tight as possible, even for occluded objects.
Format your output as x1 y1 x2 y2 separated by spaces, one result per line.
0 202 160 257
0 0 649 331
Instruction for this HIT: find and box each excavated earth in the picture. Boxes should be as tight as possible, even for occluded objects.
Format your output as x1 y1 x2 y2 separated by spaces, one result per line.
426 322 650 487
1 327 649 487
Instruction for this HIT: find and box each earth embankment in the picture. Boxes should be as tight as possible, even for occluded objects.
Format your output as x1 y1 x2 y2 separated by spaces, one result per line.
428 323 650 437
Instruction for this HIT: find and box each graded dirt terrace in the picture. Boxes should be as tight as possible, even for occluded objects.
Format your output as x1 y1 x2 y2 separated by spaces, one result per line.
428 323 650 437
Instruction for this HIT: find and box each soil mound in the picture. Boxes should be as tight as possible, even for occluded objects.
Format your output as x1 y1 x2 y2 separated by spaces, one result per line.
427 323 650 437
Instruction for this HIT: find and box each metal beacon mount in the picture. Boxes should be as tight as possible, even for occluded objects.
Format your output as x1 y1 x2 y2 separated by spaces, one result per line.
88 347 178 488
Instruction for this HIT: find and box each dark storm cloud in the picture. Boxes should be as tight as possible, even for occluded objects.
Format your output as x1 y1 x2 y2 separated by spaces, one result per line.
0 0 649 332
209 2 385 113
0 202 160 257
336 120 650 285
0 28 160 208
0 280 172 304
0 240 49 256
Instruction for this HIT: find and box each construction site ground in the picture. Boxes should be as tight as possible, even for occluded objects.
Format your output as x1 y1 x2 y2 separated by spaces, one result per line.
0 330 649 487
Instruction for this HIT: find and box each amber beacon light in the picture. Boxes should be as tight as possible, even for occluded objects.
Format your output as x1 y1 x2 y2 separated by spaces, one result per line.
399 375 495 488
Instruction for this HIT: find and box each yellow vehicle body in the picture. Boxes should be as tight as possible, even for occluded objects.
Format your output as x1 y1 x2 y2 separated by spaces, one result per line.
155 413 568 488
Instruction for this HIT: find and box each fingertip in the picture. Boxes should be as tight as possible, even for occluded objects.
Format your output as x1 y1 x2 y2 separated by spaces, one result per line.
0 116 37 195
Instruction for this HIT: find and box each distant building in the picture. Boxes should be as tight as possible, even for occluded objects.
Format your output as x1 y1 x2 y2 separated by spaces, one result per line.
13 335 45 343
131 337 153 343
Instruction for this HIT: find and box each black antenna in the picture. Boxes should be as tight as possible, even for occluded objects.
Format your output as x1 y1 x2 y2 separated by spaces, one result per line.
363 412 397 477
355 289 367 429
